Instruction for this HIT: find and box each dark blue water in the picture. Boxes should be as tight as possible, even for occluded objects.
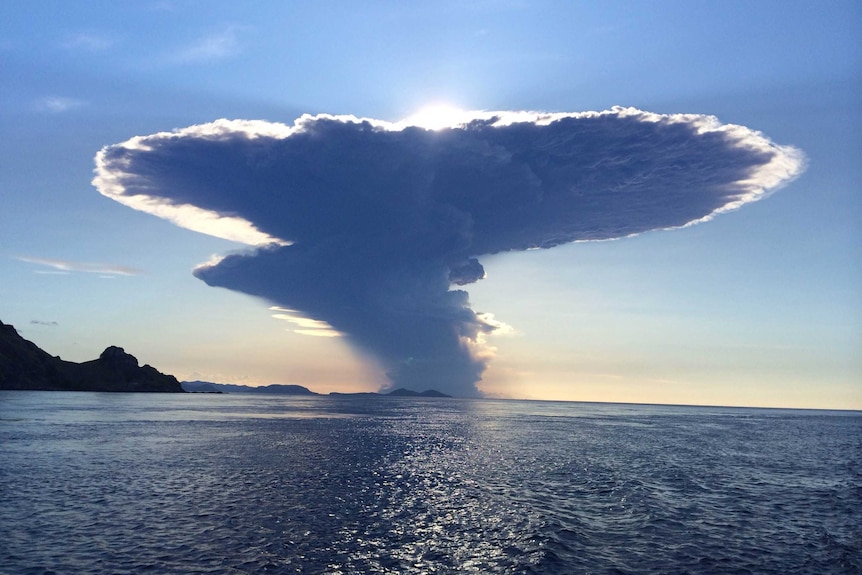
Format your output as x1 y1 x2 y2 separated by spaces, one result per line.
1 392 859 574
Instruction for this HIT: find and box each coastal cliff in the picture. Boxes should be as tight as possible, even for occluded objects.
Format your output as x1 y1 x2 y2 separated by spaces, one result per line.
0 320 183 392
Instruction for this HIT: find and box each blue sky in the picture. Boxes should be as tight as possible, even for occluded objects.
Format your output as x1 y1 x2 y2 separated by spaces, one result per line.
1 1 859 407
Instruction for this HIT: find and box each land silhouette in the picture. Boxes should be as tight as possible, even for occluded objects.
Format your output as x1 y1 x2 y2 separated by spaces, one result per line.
0 320 182 392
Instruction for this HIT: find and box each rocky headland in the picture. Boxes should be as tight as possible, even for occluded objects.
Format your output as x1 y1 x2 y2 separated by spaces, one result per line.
0 320 183 392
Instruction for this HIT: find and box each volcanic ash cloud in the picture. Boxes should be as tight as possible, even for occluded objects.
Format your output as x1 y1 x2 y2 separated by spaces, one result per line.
93 107 805 396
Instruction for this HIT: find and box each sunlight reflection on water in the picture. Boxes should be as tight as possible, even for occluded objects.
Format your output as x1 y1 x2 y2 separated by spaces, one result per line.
1 391 859 574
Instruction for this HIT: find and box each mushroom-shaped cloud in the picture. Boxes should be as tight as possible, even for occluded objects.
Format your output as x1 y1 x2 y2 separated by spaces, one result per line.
93 107 805 396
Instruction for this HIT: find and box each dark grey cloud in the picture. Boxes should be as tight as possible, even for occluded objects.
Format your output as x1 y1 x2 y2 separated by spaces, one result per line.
93 108 804 396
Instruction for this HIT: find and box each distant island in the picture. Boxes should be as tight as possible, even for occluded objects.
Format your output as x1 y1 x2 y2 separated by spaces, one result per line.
0 320 183 392
182 380 451 398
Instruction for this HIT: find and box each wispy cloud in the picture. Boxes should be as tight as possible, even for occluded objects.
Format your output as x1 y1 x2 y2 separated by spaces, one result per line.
35 96 86 113
172 26 246 64
16 256 142 276
30 320 59 327
61 32 114 52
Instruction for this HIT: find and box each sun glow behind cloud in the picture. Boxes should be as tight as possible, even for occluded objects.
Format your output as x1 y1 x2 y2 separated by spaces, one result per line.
400 104 474 130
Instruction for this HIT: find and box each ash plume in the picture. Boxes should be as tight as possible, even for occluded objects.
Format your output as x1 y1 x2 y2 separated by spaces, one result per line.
93 107 804 396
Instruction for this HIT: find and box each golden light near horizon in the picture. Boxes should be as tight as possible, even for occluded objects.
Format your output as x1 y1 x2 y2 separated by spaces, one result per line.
270 306 343 338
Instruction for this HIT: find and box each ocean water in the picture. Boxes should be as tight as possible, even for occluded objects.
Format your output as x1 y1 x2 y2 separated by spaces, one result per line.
0 392 859 575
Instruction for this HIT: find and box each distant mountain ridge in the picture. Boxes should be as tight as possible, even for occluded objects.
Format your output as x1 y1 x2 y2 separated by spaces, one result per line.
0 320 183 392
182 380 451 398
181 381 317 395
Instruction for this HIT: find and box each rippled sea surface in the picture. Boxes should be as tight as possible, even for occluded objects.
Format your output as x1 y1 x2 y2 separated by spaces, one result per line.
1 392 859 574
